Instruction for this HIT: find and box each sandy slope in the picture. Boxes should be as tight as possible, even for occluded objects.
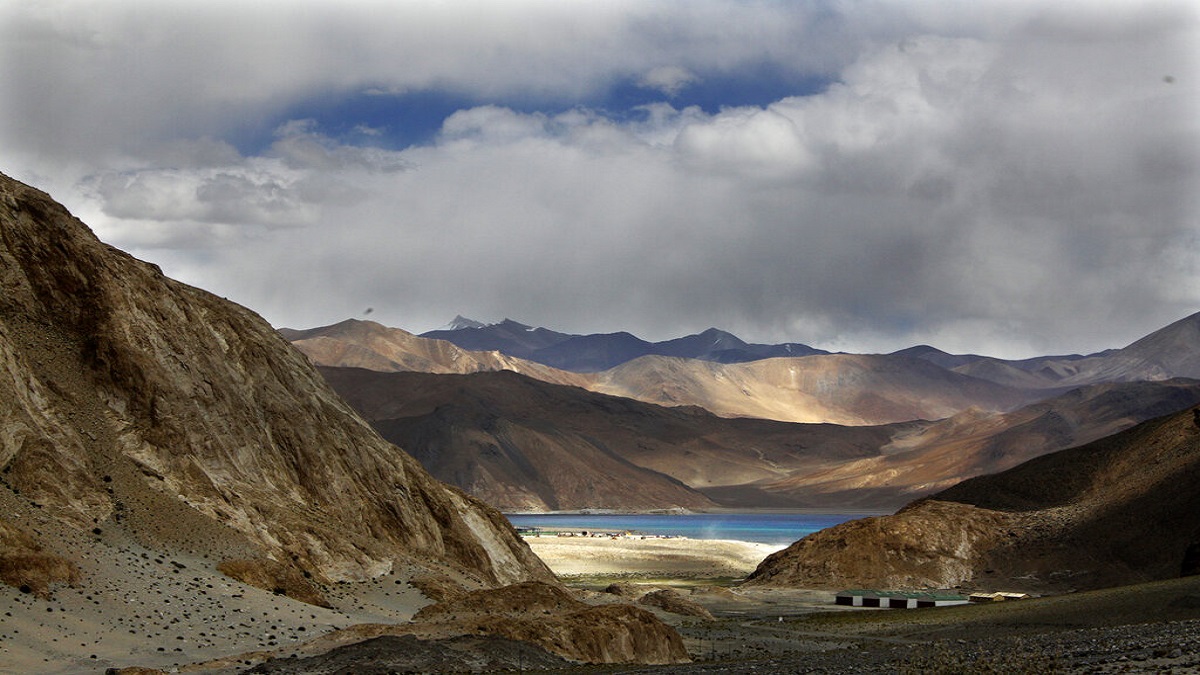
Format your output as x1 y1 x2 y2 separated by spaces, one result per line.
0 504 432 674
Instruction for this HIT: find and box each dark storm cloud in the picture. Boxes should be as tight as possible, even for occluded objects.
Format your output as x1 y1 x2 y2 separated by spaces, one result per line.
1 1 1196 357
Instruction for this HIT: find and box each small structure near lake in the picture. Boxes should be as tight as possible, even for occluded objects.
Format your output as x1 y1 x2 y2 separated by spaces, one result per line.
969 591 1031 602
835 589 969 609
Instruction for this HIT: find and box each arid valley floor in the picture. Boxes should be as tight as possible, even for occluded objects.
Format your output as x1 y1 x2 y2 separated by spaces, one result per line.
8 527 1198 673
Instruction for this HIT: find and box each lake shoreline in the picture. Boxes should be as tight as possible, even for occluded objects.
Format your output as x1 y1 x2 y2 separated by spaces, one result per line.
506 511 870 546
504 507 892 516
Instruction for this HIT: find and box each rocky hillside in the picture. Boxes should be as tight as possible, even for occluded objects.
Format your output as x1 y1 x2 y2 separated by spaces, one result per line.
745 405 1200 592
0 171 552 587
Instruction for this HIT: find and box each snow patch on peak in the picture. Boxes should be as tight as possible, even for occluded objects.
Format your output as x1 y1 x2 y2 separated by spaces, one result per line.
445 315 487 331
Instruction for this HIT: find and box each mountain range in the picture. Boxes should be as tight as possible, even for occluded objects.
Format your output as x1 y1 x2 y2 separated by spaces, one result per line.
421 318 826 371
290 318 1047 425
288 313 1200 512
289 309 1200 595
423 313 1200 388
746 402 1200 593
316 367 1200 512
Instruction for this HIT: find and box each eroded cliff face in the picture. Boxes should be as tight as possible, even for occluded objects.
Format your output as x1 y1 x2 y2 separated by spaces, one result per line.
746 406 1200 592
0 172 552 586
744 500 1026 589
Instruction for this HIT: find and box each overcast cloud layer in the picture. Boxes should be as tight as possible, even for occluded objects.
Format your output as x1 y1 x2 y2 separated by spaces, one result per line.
2 0 1198 358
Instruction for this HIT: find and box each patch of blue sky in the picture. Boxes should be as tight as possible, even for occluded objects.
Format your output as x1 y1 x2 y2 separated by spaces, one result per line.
232 65 835 156
603 62 833 121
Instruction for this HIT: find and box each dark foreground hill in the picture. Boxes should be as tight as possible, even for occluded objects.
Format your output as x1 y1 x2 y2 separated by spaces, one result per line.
0 171 547 587
0 172 686 670
745 405 1200 593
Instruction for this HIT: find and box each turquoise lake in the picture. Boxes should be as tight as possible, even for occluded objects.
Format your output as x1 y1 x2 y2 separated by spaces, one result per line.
504 512 871 546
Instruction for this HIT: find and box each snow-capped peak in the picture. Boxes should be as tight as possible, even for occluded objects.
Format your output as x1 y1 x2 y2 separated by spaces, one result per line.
444 315 487 331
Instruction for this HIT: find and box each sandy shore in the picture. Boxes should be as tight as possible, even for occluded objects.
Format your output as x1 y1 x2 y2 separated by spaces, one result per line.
522 535 784 579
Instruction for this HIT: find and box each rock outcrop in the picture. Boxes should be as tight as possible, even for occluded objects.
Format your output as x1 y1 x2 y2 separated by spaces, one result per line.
638 588 716 620
0 171 552 587
0 517 80 598
746 405 1200 592
245 634 572 674
408 581 691 664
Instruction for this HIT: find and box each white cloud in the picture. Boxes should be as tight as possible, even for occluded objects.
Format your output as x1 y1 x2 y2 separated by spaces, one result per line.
2 1 1197 358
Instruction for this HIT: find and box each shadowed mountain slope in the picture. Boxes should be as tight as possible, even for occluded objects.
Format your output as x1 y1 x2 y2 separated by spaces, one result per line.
421 319 574 360
745 404 1200 593
0 171 552 587
315 367 902 511
313 365 1200 512
755 378 1200 507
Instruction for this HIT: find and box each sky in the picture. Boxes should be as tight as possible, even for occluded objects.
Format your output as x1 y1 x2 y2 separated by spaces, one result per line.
2 0 1198 359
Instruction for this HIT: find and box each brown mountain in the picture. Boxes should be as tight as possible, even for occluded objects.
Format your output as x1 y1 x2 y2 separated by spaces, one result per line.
753 378 1200 508
591 352 1036 425
901 311 1200 390
1023 311 1200 387
420 320 827 371
0 171 552 587
282 318 589 388
315 367 902 512
745 404 1200 593
289 321 1036 426
292 309 1200 428
314 365 1200 512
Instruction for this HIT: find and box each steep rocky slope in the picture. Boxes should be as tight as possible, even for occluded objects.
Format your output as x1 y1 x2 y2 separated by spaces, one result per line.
745 405 1200 592
0 171 552 587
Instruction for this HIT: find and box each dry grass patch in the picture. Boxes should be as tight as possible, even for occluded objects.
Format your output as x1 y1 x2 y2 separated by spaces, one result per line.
217 558 331 608
0 518 80 598
0 552 81 599
408 573 469 602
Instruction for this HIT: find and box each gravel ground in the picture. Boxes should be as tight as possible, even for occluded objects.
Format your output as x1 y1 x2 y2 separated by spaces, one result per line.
657 619 1200 674
574 575 1200 675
